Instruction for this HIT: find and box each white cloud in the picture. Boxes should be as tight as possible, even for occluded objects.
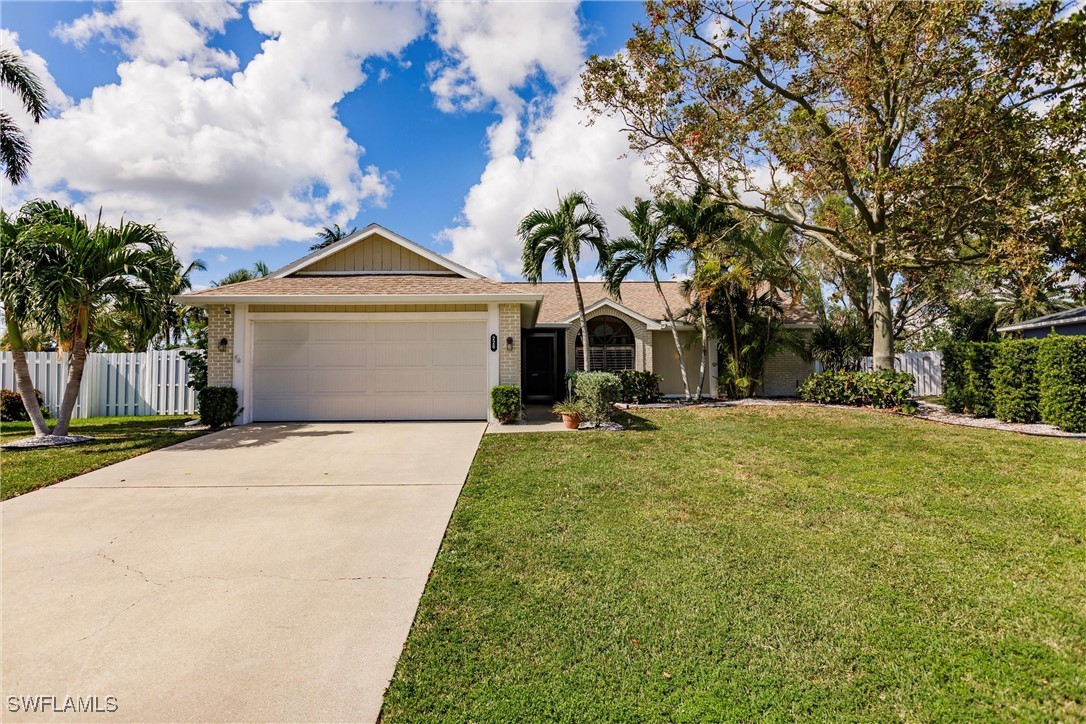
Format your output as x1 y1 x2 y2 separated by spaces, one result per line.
441 78 654 279
6 1 425 258
54 1 243 77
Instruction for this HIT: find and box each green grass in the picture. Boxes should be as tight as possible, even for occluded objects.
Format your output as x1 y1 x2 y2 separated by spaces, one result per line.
383 406 1086 722
1 415 208 500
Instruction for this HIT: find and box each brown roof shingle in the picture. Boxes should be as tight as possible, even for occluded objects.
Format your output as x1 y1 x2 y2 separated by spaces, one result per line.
185 275 533 298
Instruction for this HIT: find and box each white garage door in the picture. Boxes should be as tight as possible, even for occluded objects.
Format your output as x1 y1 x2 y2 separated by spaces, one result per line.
251 319 488 421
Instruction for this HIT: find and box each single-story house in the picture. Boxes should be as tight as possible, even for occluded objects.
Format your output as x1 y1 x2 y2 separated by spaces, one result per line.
178 224 816 423
997 306 1086 338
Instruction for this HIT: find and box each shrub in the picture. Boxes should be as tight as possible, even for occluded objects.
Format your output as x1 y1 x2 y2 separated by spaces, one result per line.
198 386 242 429
1037 336 1086 433
490 385 521 424
942 341 997 416
1 388 48 422
991 339 1041 423
798 370 917 413
615 370 661 404
573 371 623 426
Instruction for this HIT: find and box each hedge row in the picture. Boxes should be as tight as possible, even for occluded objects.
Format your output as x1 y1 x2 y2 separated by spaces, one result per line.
943 337 1086 432
797 370 917 413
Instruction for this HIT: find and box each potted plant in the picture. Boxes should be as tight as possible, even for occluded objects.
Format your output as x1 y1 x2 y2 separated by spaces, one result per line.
552 400 585 430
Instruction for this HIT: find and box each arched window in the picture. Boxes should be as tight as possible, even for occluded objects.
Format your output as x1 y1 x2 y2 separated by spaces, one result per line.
575 315 635 371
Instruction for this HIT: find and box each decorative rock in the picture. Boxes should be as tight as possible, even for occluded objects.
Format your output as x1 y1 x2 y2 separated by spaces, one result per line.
1 435 94 450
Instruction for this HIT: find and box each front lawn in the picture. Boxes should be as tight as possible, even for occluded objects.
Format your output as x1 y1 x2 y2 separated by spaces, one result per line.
384 406 1085 722
1 415 208 500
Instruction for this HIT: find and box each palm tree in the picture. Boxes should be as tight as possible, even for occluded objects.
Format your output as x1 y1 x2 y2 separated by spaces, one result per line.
1 49 48 185
605 199 692 398
26 208 177 436
157 257 207 347
216 261 269 286
659 190 736 398
310 224 357 251
518 190 609 371
993 275 1071 328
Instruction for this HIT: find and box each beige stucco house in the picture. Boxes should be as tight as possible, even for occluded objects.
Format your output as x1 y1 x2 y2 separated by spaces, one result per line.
178 224 816 423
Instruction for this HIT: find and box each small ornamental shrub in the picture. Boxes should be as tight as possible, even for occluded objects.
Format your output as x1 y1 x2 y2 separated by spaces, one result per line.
942 341 997 416
798 370 917 413
1037 336 1086 433
992 339 1041 423
573 371 623 426
490 385 521 424
1 388 48 422
198 386 242 429
615 370 662 404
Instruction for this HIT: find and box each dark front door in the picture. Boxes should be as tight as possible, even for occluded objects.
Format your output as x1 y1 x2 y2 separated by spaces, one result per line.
524 333 558 401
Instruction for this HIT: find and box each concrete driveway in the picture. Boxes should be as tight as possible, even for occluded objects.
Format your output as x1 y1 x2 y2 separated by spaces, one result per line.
2 422 485 723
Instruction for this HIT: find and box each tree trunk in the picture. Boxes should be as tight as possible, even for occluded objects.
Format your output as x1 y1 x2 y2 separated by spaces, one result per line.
6 320 51 437
52 328 88 437
654 274 690 399
570 263 593 372
870 266 895 371
724 292 741 397
694 300 709 400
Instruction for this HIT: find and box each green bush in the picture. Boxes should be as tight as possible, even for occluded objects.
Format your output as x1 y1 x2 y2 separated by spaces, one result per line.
490 385 521 424
615 370 661 404
992 340 1041 423
1037 336 1086 433
798 370 917 413
942 341 997 416
197 386 241 429
573 371 623 425
0 388 48 422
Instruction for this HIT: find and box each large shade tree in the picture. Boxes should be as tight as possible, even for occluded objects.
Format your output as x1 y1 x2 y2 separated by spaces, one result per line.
605 199 693 398
519 190 609 371
0 49 48 185
581 0 1086 369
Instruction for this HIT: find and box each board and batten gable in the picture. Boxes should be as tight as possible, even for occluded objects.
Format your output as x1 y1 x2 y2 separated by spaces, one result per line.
300 232 449 274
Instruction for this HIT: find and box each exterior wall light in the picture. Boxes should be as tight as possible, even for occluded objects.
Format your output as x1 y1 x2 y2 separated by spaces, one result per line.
506 336 515 351
219 337 230 348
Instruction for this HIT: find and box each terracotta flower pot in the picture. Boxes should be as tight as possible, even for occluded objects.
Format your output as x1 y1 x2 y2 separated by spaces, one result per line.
561 412 582 430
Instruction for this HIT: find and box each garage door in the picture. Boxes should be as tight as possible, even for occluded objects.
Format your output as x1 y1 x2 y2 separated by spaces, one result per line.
251 320 488 421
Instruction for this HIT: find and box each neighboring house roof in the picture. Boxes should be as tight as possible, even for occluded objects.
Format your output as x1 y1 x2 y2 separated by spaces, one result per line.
996 305 1086 333
510 281 818 328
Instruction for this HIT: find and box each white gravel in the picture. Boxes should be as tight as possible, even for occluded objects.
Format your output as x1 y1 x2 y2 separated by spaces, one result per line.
1 434 94 450
913 402 1086 439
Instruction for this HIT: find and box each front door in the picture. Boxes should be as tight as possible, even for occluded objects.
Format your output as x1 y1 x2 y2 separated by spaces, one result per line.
523 333 557 402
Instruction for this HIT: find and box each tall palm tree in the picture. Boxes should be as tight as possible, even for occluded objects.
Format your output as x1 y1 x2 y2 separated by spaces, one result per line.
1 49 48 185
26 209 177 436
216 261 269 286
0 203 58 435
659 190 736 398
310 224 357 251
605 198 692 398
518 190 609 371
157 257 207 347
992 275 1071 327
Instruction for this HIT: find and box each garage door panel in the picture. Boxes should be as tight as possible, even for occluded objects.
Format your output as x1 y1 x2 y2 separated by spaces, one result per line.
431 341 485 367
308 342 370 367
254 322 309 342
253 369 309 395
251 320 486 421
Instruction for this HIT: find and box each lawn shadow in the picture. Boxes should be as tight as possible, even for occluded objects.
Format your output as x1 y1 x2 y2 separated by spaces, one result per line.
614 410 659 431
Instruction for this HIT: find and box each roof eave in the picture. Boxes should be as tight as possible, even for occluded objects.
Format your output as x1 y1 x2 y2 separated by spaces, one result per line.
174 293 543 307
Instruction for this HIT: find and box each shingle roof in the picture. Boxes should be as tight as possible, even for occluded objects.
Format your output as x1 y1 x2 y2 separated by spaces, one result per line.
508 281 818 327
185 275 532 298
997 305 1086 332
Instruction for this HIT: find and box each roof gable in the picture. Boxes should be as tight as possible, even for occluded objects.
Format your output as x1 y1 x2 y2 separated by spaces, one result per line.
272 224 483 279
558 298 663 329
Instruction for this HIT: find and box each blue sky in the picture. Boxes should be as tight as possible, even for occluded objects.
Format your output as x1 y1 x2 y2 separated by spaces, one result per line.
1 1 653 288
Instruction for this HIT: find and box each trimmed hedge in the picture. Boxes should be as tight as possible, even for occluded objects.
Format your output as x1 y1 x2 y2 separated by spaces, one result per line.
798 370 917 413
615 370 662 404
573 371 623 426
198 386 242 429
1037 337 1086 433
1 388 48 422
942 341 997 416
490 385 521 424
991 339 1041 423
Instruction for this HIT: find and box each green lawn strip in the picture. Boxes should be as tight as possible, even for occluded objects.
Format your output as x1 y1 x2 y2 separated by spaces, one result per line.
1 415 208 500
383 406 1086 722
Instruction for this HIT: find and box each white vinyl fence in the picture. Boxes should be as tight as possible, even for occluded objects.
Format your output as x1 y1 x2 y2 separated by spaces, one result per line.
860 350 943 397
0 349 197 419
